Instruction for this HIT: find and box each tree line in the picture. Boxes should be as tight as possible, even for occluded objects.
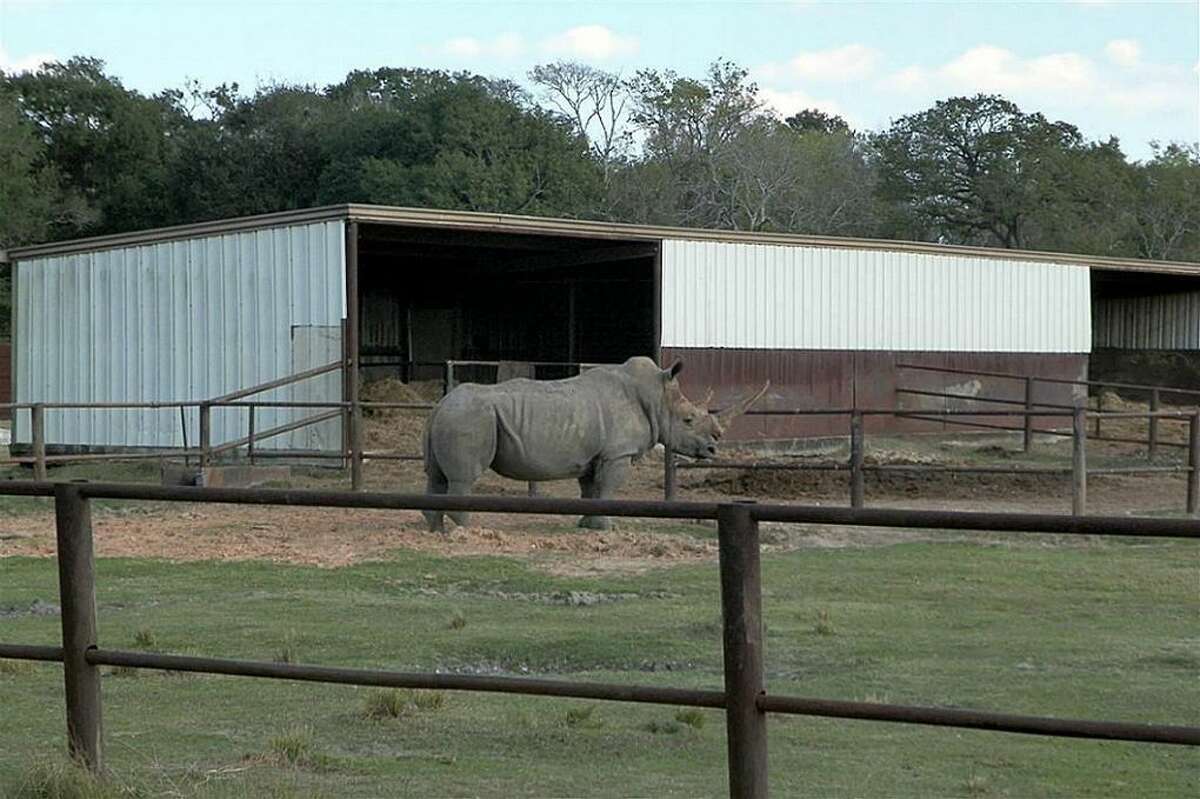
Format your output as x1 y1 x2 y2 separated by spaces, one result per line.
1 56 1198 336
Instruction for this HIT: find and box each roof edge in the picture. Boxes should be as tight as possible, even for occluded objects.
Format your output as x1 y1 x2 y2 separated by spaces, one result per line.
344 204 1200 275
6 205 352 260
7 202 1199 275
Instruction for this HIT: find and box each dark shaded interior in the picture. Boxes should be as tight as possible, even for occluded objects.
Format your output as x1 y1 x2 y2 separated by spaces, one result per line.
1090 268 1197 299
356 223 659 382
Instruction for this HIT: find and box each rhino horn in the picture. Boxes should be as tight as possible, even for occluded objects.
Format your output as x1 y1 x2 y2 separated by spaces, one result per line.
716 381 771 426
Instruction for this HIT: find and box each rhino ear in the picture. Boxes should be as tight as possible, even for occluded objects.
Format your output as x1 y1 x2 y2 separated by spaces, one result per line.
665 360 684 380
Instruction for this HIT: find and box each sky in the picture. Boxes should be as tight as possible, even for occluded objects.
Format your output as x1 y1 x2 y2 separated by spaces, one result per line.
1 0 1197 161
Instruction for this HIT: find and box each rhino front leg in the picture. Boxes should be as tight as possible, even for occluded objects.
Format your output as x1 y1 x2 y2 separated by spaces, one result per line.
578 457 631 530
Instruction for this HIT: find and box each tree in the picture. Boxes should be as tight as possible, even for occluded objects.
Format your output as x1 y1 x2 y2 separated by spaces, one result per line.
167 81 333 221
1127 143 1200 261
621 60 765 227
320 69 601 216
784 108 850 136
529 61 632 185
4 57 189 235
874 94 1088 248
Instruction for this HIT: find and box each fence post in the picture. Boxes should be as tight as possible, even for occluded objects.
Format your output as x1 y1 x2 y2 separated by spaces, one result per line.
1188 412 1199 516
1093 392 1102 438
664 447 677 501
1072 406 1087 517
1148 389 1160 461
717 502 768 799
247 405 256 466
55 484 103 773
198 403 211 469
1023 378 1034 453
31 403 47 481
349 396 364 491
849 410 865 509
443 361 456 397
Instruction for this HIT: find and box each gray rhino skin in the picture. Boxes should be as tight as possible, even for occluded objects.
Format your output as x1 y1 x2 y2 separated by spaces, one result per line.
423 356 765 531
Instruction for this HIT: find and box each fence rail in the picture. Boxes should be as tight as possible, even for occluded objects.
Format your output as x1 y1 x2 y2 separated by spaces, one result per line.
895 362 1199 459
7 360 1199 510
0 481 1196 796
668 406 1200 517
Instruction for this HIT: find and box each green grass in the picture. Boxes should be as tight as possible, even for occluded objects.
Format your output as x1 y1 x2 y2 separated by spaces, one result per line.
0 537 1197 797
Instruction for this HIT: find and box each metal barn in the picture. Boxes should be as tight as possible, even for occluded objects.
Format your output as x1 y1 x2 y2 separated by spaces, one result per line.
4 205 1197 452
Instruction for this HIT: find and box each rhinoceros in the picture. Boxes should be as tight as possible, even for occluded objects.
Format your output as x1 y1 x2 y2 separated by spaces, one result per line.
422 356 768 531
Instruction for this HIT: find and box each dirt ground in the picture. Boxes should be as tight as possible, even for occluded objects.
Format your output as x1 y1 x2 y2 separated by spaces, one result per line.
1 392 1192 574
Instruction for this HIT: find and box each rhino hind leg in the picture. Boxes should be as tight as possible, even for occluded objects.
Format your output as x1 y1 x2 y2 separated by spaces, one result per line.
424 465 449 533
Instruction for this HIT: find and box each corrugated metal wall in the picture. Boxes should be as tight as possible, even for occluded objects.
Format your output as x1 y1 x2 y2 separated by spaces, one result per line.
0 342 10 420
13 221 346 450
1093 291 1200 350
661 240 1091 352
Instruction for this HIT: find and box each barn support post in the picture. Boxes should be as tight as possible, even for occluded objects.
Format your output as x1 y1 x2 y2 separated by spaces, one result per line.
1093 391 1103 439
1148 389 1160 461
55 484 103 773
1072 406 1087 516
198 403 211 469
1023 378 1034 453
247 405 256 466
346 221 364 491
717 502 768 799
849 410 865 509
179 406 190 467
444 361 456 397
31 403 47 481
664 448 677 501
1187 412 1199 516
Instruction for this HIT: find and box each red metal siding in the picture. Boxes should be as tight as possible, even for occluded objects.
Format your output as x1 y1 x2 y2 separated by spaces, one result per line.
662 347 1088 442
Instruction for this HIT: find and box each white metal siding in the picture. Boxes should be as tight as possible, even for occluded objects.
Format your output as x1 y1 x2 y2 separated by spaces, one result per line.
661 240 1091 352
13 221 346 450
1093 291 1200 350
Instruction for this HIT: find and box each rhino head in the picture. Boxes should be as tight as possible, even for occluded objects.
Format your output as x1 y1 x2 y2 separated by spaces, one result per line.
661 362 770 459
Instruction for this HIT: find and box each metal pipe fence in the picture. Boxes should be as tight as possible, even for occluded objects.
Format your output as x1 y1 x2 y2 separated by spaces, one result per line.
666 407 1200 517
6 360 1197 513
0 482 1196 797
895 363 1198 456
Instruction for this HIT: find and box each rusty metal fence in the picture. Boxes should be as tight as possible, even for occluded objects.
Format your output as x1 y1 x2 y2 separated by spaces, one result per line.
0 482 1197 797
666 407 1200 517
7 362 1200 517
896 362 1200 459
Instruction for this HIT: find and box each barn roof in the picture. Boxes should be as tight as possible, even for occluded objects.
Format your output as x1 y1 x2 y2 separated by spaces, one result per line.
5 203 1199 276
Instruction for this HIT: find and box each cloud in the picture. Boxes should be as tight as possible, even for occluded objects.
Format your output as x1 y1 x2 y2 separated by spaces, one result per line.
541 25 638 60
878 65 930 93
0 46 56 74
760 44 882 83
440 33 525 59
879 44 1195 118
1105 39 1141 68
759 87 849 123
939 46 1097 94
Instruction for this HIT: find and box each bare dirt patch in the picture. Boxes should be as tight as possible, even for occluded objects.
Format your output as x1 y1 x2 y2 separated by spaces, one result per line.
0 502 715 575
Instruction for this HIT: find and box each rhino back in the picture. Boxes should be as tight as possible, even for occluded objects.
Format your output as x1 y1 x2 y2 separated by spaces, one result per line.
433 370 654 481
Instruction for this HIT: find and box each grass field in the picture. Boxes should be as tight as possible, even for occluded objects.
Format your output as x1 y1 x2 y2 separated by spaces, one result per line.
2 524 1197 797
